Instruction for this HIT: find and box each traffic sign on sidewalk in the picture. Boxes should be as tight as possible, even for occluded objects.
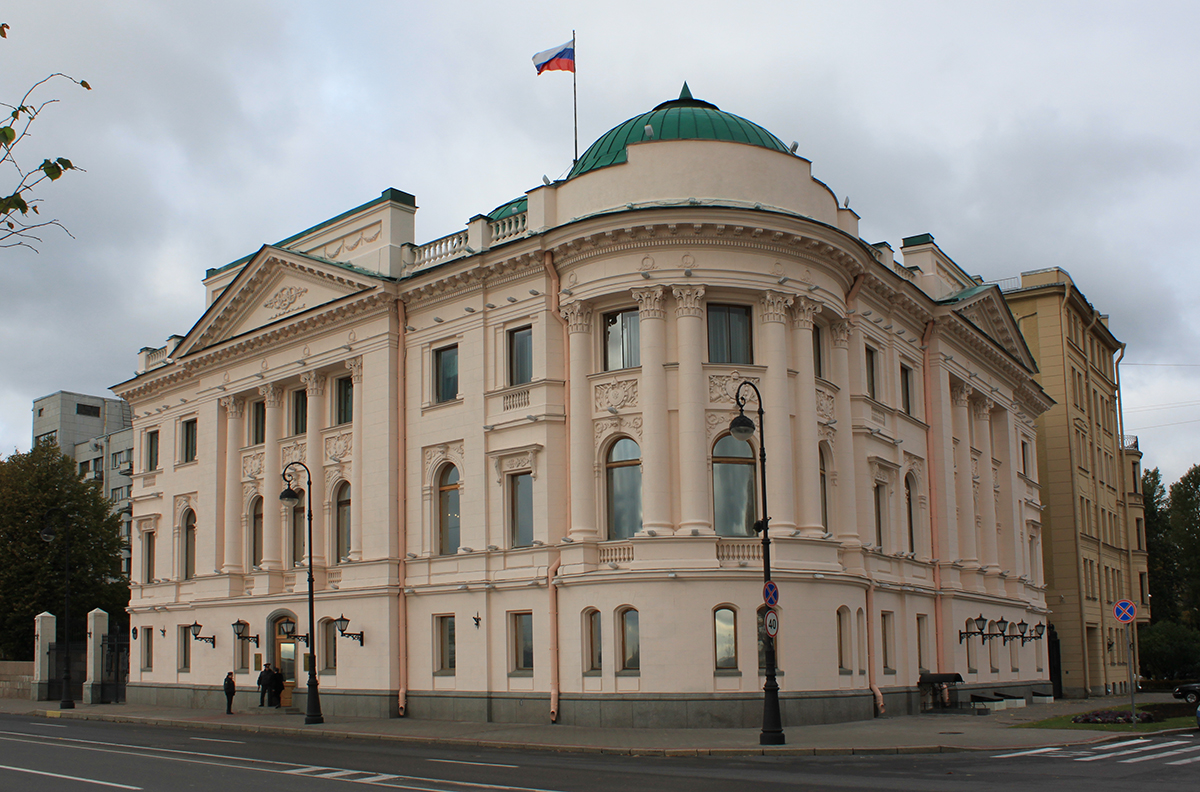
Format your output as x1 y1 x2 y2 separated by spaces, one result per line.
763 581 779 606
764 609 779 638
1114 600 1136 622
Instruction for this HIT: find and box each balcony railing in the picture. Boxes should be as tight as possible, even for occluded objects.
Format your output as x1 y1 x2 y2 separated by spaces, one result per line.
1122 435 1139 451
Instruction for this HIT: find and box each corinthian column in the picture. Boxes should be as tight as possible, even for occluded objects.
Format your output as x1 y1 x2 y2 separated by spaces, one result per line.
830 321 859 546
951 383 978 569
346 357 364 561
974 396 1000 577
673 285 712 534
760 290 796 535
562 301 597 540
259 383 283 570
220 396 245 574
300 372 326 567
791 297 823 537
633 286 671 535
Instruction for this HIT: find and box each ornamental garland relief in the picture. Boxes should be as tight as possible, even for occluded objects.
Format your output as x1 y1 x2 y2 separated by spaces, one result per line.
242 451 264 479
594 379 639 411
708 372 760 405
264 286 308 318
706 411 737 440
242 482 260 511
325 433 352 461
422 442 465 485
282 442 307 466
594 416 643 445
325 464 346 492
815 389 835 421
173 494 194 528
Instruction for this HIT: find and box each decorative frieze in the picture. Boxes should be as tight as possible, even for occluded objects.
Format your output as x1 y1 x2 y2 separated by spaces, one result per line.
708 371 760 405
816 388 835 421
282 442 306 466
264 286 308 319
325 432 352 462
594 379 639 411
488 444 543 484
594 415 643 444
242 451 264 479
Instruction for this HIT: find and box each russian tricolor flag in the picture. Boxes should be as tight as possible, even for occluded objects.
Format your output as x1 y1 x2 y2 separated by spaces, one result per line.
533 39 575 74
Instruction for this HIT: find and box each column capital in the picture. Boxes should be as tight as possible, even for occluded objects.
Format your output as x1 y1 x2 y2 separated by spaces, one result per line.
671 285 706 318
631 285 665 320
789 296 821 330
830 320 852 348
219 395 245 419
300 371 326 396
951 383 973 408
759 290 794 324
972 396 995 421
561 300 593 333
345 356 363 384
258 383 283 407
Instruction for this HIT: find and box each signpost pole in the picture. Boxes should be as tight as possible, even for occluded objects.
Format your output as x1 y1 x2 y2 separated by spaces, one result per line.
1127 623 1136 719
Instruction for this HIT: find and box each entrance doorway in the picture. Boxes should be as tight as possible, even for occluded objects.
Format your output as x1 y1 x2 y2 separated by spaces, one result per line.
274 621 297 707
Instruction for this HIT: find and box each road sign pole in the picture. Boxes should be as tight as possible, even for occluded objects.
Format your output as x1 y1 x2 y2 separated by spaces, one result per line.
1127 623 1136 720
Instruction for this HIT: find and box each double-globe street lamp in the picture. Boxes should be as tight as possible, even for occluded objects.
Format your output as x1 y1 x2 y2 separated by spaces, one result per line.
40 507 74 710
729 380 785 746
279 461 324 725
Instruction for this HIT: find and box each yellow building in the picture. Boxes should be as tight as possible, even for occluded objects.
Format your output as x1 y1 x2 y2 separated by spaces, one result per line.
1000 268 1147 698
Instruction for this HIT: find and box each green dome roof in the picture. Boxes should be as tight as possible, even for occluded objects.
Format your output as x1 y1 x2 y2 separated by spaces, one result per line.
567 84 791 179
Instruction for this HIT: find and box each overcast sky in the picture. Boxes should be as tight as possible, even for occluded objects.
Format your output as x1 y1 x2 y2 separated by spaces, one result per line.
3 1 1197 486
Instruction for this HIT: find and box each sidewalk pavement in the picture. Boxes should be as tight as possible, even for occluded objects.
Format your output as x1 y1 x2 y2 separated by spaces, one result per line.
0 693 1187 757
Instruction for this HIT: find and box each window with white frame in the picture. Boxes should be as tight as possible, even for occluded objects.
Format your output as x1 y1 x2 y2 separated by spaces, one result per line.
435 615 455 674
707 304 752 364
712 435 755 537
508 326 533 385
512 612 533 673
714 607 737 671
509 472 533 548
584 609 602 673
603 309 640 371
618 607 640 672
606 438 642 539
434 345 459 403
437 467 460 555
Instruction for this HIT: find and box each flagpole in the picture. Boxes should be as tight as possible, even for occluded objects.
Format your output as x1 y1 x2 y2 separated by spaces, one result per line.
572 30 578 165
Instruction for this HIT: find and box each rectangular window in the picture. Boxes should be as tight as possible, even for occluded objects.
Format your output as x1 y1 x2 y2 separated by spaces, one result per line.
508 326 533 385
76 403 101 417
873 483 886 549
1020 441 1030 477
812 324 823 379
707 304 753 364
79 460 90 476
146 430 159 471
35 430 57 446
864 346 878 400
335 376 354 423
93 456 103 472
181 419 197 463
620 609 640 671
179 626 191 671
250 401 266 445
512 612 533 673
881 611 895 673
236 630 249 672
1136 518 1145 550
1140 572 1148 604
292 389 307 435
434 346 459 403
603 309 640 371
586 610 602 672
900 364 913 415
144 531 156 582
322 620 337 671
916 614 929 673
142 629 153 671
510 472 533 548
436 615 456 674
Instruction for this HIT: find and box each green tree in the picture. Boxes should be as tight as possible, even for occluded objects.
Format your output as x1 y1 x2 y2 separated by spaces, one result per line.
1 23 90 252
1138 620 1200 679
1167 464 1200 627
1143 467 1182 624
0 442 128 661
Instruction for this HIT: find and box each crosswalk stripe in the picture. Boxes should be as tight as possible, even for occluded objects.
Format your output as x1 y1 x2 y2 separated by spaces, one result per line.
1121 745 1200 764
1168 754 1200 766
1076 740 1189 761
353 775 399 784
284 766 332 775
993 747 1060 758
1089 739 1149 751
314 770 367 778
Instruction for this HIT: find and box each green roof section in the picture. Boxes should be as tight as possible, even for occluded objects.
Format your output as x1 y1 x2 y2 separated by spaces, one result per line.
901 233 935 247
567 85 791 180
488 196 527 221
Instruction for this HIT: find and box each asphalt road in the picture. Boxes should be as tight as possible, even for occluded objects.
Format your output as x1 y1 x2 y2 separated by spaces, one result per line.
0 714 1197 792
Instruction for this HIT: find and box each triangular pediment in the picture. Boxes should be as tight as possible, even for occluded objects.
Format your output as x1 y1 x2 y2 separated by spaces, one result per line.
946 286 1037 371
173 247 382 358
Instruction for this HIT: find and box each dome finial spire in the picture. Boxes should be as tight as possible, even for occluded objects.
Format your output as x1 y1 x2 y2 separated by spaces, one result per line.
679 82 693 101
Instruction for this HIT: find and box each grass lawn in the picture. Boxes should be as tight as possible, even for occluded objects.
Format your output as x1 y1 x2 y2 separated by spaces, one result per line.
1017 705 1197 733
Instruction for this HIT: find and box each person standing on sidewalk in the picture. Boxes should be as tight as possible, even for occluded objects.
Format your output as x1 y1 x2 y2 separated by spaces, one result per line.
257 663 272 707
223 672 236 715
270 667 284 708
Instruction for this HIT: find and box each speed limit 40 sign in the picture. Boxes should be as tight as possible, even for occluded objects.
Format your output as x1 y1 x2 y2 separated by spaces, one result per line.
764 608 779 638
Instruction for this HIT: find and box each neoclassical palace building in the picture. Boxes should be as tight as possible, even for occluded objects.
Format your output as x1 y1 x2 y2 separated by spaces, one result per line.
113 87 1054 725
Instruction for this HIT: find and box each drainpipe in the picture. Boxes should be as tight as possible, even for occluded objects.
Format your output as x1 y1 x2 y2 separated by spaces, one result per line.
1113 343 1138 676
921 320 947 683
865 582 885 715
543 250 568 722
397 298 409 716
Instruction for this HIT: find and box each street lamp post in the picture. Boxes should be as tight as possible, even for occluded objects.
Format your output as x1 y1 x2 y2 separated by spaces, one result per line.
730 380 785 746
279 461 323 725
40 507 74 710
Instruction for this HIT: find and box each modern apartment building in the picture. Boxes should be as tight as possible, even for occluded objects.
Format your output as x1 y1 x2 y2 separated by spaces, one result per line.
1000 268 1147 698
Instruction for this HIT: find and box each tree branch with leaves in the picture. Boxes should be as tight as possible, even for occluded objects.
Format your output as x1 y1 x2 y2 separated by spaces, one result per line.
1 22 91 252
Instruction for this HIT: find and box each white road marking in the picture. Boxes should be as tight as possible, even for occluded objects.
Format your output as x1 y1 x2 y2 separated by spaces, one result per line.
1076 740 1189 761
427 759 520 768
1089 738 1149 751
0 763 141 789
355 774 400 783
992 747 1060 758
1121 745 1200 763
27 722 67 728
190 737 245 744
1167 754 1200 766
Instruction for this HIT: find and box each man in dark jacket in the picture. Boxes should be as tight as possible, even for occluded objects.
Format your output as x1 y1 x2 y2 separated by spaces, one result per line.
257 664 272 707
223 672 236 714
270 667 285 708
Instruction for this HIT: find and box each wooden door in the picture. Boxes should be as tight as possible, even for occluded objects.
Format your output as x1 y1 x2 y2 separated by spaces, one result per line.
275 641 296 706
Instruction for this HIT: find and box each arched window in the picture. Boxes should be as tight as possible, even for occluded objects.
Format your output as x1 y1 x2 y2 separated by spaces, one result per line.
965 619 978 673
712 435 755 536
321 618 337 671
819 446 829 529
714 607 737 670
250 497 264 568
619 607 640 671
988 621 1000 673
606 438 642 540
438 466 460 555
856 608 867 675
1009 623 1019 672
905 474 916 553
335 483 351 562
291 492 305 568
182 509 196 580
836 606 852 672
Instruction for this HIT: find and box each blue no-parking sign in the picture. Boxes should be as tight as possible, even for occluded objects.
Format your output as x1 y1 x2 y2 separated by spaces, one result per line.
763 581 780 606
1114 599 1136 623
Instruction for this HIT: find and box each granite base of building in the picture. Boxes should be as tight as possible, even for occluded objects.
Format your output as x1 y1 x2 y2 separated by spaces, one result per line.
128 683 399 719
